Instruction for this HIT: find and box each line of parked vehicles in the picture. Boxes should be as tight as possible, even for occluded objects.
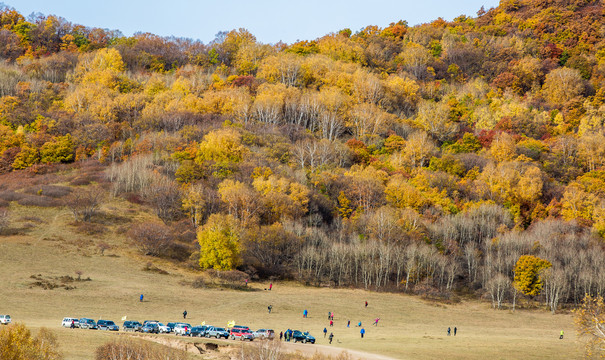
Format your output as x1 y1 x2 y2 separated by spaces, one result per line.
60 317 291 342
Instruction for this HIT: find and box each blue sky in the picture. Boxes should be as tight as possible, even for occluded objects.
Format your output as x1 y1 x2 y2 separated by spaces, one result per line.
6 1 499 44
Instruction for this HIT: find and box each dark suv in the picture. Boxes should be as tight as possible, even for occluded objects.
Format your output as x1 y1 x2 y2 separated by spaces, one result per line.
97 320 119 331
141 322 159 334
190 325 210 337
292 330 315 344
123 321 142 332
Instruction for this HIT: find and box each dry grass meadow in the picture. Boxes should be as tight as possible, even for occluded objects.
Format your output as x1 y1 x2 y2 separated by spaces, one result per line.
0 191 583 359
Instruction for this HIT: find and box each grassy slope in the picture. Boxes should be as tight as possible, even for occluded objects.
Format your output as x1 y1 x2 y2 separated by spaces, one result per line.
0 186 582 360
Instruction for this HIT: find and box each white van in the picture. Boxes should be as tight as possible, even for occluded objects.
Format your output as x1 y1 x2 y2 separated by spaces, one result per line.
0 315 11 325
62 317 79 327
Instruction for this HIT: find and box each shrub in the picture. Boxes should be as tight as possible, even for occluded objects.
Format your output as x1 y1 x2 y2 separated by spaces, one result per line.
128 222 173 257
0 323 62 359
64 187 103 221
69 176 92 186
24 185 72 198
0 190 24 202
72 222 107 236
95 338 187 360
17 195 59 207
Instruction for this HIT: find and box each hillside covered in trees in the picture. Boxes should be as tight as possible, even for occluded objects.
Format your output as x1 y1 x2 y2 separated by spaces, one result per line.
0 0 604 313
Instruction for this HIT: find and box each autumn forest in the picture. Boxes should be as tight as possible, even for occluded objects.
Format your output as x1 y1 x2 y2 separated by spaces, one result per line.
1 0 605 315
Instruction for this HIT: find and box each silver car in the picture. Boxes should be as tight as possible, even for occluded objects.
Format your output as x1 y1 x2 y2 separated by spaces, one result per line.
206 326 229 339
253 329 275 339
78 318 97 329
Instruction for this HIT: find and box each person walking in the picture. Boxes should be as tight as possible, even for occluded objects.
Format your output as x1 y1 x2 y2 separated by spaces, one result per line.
279 331 283 341
454 327 457 336
70 320 75 329
559 330 564 339
328 311 331 320
323 327 328 337
139 294 143 302
365 301 368 308
360 327 365 338
329 320 334 327
268 305 273 314
373 318 380 326
447 327 451 336
329 332 334 344
183 310 187 319
269 283 273 291
303 309 308 318
245 279 248 286
347 320 350 328
357 321 362 327
331 312 334 320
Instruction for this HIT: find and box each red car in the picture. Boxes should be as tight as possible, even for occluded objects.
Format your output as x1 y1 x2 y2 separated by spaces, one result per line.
229 328 254 341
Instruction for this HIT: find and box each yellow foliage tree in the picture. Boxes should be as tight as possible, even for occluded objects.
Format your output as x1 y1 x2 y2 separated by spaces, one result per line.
257 52 302 86
385 175 428 211
344 165 388 212
561 182 597 222
12 144 39 169
542 67 584 106
196 128 247 165
252 175 310 221
0 323 62 359
234 42 275 76
403 131 437 168
217 179 261 226
574 294 605 358
490 132 517 163
513 255 551 297
197 214 241 270
182 184 206 228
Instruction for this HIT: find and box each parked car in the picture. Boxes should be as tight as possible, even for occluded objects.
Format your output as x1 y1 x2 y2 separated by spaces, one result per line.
0 315 11 325
143 320 160 326
292 330 315 344
123 321 142 332
97 320 119 331
156 322 171 333
141 322 159 334
190 325 210 337
173 323 191 336
253 329 275 340
166 322 179 332
206 326 229 339
78 318 97 329
61 317 79 328
230 328 254 341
